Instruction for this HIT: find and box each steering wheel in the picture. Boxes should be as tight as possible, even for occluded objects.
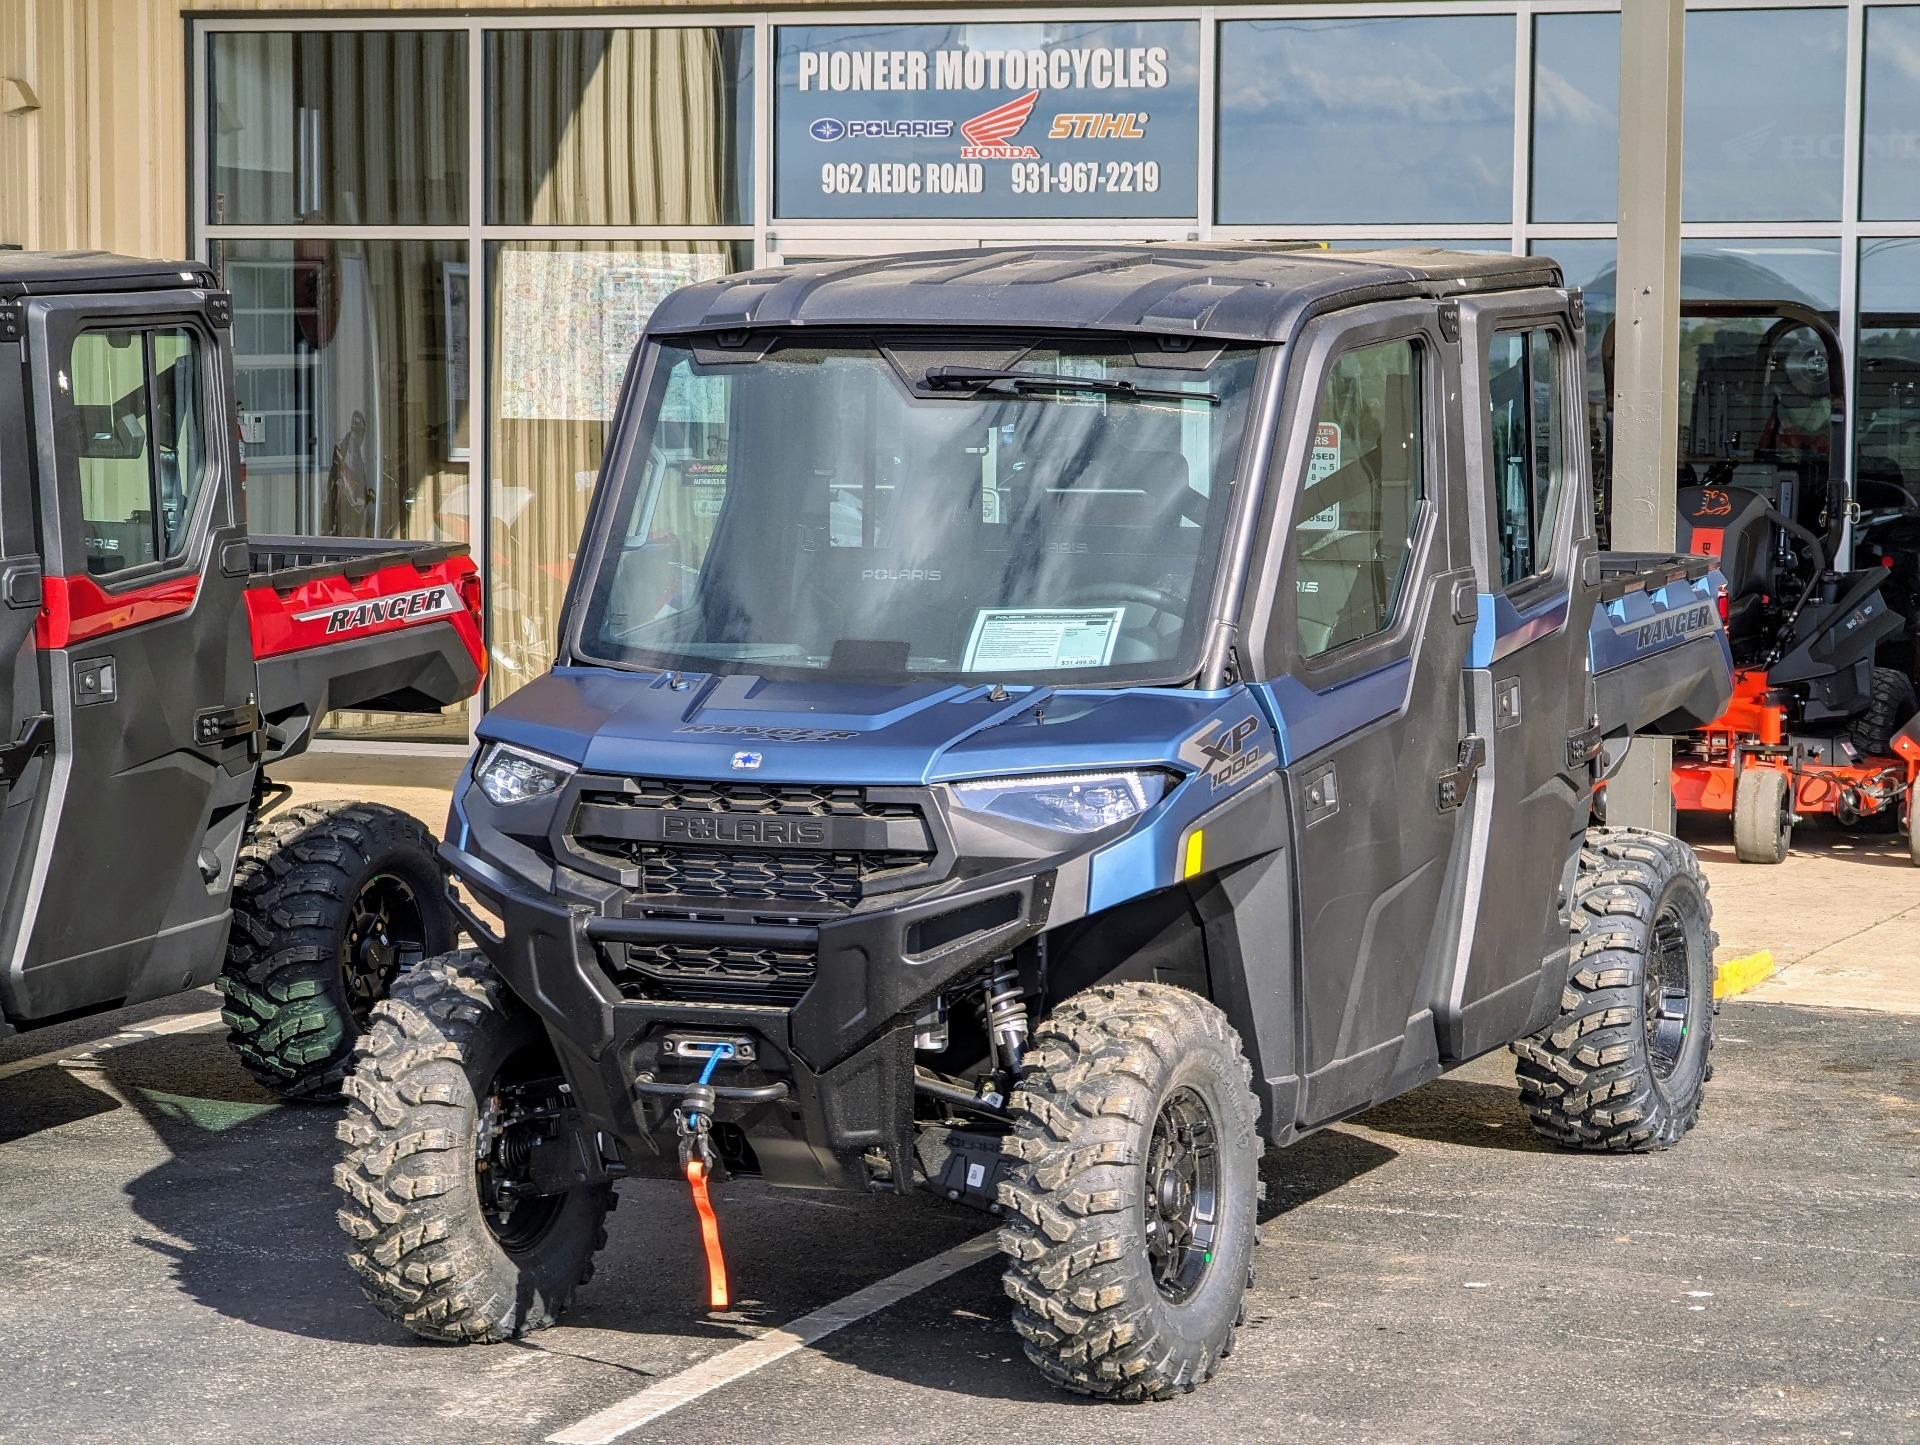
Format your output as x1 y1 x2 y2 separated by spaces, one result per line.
1063 581 1189 619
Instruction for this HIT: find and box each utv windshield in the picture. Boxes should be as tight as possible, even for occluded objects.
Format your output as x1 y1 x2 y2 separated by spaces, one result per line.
574 335 1262 685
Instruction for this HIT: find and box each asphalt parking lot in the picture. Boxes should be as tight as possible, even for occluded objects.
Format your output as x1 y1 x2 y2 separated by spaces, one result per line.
1 766 1914 1443
2 984 1915 1443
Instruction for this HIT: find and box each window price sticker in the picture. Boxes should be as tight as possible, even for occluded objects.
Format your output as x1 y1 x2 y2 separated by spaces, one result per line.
962 607 1126 671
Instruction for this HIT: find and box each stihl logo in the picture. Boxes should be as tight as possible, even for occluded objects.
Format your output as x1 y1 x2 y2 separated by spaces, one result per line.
296 584 458 636
1048 113 1148 140
960 90 1041 158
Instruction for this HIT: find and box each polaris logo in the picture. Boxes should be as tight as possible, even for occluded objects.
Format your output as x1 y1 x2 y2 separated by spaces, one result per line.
1614 602 1715 650
862 568 942 582
296 584 459 636
662 815 825 844
812 117 954 141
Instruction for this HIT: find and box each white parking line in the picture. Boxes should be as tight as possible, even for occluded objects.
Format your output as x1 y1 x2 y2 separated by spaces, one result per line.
0 1008 226 1084
548 1231 1002 1445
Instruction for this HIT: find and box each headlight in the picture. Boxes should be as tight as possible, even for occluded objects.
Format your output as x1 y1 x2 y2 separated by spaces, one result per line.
475 743 574 806
951 769 1173 834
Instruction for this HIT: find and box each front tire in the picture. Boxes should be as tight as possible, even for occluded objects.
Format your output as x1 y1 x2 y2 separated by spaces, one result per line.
998 982 1260 1401
1732 766 1792 864
334 950 611 1342
1512 827 1717 1151
219 800 455 1099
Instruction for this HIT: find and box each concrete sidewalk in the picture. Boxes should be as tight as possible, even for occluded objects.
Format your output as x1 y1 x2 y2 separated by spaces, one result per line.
273 752 1920 1017
1683 814 1920 1014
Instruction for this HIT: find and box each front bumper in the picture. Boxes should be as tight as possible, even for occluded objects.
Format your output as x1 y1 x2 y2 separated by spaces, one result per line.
442 839 1054 1191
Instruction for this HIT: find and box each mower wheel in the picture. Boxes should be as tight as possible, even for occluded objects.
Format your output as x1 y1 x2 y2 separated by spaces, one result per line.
1511 827 1716 1151
219 800 456 1100
1732 767 1792 864
1847 666 1917 759
335 950 611 1342
998 982 1261 1401
1908 815 1920 868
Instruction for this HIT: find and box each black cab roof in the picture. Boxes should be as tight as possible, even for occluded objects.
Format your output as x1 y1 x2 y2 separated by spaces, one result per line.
646 243 1563 344
0 250 217 299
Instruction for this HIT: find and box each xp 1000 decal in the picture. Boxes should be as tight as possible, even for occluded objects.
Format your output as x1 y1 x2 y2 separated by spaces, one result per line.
775 20 1199 221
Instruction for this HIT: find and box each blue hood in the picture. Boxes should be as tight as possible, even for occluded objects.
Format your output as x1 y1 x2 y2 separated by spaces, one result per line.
477 667 1249 786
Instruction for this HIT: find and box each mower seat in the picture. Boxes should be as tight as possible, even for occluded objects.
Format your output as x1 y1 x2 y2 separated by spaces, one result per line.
1678 484 1777 651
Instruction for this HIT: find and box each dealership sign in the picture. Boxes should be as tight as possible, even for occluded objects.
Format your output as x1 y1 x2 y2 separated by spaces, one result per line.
775 22 1199 220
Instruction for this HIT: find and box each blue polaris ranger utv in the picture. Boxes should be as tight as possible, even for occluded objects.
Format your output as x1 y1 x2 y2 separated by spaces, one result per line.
334 245 1734 1400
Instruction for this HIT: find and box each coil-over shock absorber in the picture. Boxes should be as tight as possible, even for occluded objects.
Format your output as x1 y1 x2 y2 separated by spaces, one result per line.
982 955 1029 1075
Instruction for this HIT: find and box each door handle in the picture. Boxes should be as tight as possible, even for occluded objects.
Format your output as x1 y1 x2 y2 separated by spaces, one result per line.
1437 735 1487 812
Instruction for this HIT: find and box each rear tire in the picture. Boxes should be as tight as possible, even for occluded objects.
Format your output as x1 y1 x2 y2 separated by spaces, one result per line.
997 982 1260 1401
1732 767 1792 864
334 950 611 1342
218 800 454 1100
1512 827 1717 1151
1846 666 1916 758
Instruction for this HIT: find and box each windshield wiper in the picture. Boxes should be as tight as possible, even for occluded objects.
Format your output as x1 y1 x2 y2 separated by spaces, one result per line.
922 365 1218 406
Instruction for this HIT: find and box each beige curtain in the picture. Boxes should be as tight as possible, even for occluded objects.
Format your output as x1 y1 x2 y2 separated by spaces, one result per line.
488 241 742 703
490 28 745 227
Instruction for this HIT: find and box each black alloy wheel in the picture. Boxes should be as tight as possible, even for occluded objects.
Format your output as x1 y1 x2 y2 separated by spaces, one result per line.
1643 905 1695 1080
1144 1085 1221 1302
340 873 429 1025
475 1059 569 1254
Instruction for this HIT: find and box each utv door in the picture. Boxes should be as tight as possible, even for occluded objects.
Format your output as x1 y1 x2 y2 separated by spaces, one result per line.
1248 303 1480 1127
0 310 49 1027
1442 298 1593 1060
3 292 257 1019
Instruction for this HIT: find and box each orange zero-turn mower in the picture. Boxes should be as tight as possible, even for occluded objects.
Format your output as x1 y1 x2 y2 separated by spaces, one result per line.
1673 489 1920 863
1631 299 1920 863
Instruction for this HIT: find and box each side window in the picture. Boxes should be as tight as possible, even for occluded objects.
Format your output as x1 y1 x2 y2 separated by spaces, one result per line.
1488 328 1567 589
68 327 208 576
1291 337 1424 658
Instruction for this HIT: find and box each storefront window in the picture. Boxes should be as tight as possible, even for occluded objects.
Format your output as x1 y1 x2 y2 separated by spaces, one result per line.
1858 239 1920 513
1864 7 1920 221
216 238 472 742
209 31 468 226
1531 239 1615 535
771 21 1201 222
1683 9 1846 223
488 29 753 226
1679 240 1841 313
1531 12 1618 225
1216 16 1515 226
487 241 748 701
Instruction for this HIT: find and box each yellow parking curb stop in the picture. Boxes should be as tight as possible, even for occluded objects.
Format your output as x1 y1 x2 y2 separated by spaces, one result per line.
1714 950 1775 1000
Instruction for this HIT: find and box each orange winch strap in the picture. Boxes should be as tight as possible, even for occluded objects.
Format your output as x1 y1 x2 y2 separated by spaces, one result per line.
686 1158 730 1310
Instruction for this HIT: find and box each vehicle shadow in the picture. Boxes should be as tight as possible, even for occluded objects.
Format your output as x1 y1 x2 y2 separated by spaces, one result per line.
0 1063 121 1144
97 1030 990 1352
1353 1077 1558 1153
91 1033 407 1346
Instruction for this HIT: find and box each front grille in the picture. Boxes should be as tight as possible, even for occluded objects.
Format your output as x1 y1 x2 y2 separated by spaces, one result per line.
638 846 924 908
569 777 933 914
618 941 817 1005
620 779 902 819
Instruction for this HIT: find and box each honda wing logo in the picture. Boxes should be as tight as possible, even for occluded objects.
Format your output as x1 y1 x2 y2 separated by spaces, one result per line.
960 90 1041 159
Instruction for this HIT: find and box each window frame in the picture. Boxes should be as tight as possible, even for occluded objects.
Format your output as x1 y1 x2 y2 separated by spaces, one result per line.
37 304 225 591
1461 300 1587 611
1246 300 1448 690
1486 323 1574 597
